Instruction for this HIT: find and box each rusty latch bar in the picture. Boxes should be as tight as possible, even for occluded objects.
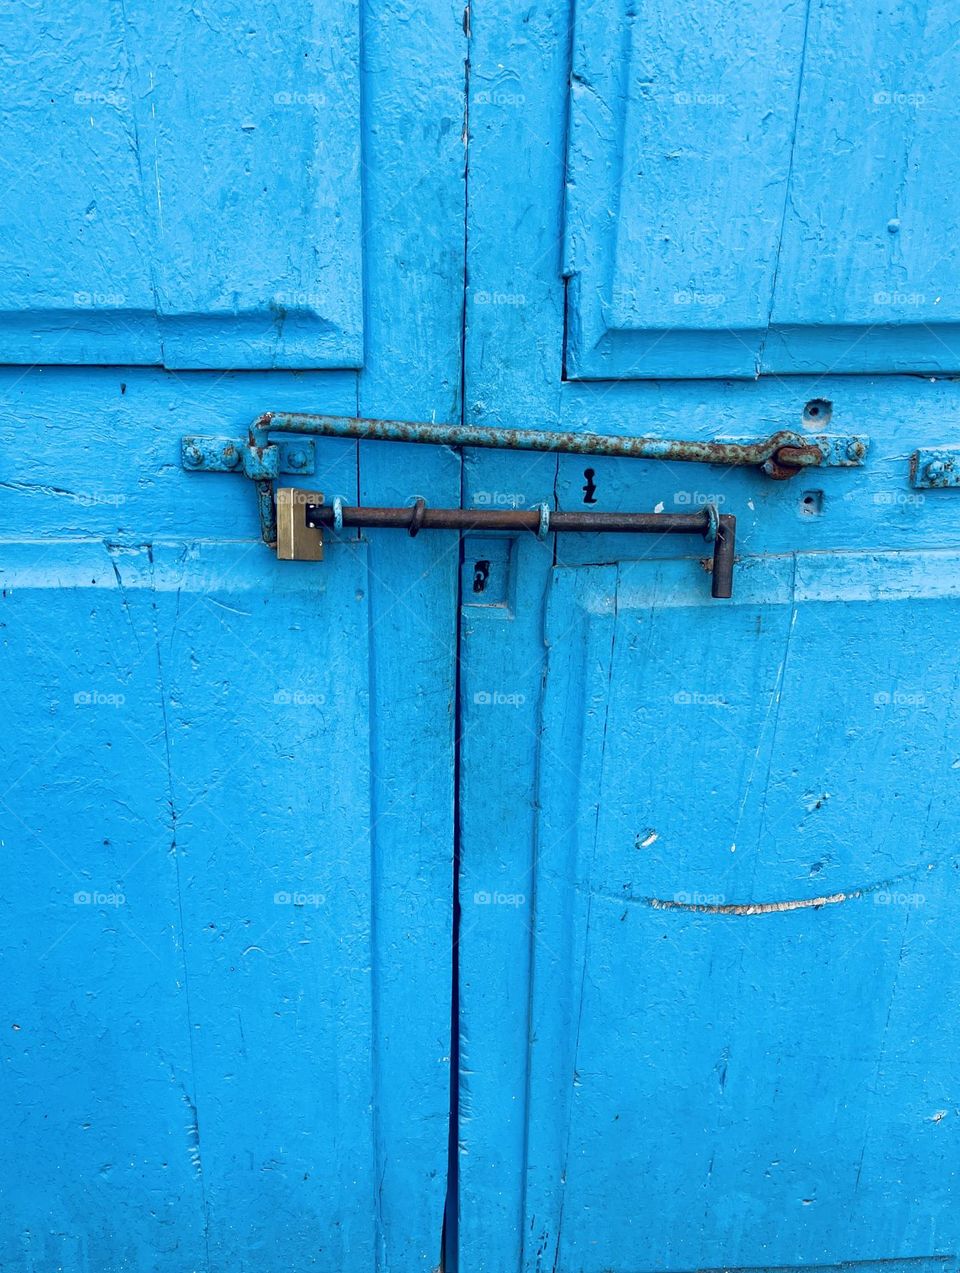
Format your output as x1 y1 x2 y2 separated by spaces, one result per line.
293 495 736 599
243 412 866 480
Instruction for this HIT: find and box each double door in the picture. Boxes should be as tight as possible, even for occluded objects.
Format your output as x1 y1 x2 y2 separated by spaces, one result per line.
2 2 959 1270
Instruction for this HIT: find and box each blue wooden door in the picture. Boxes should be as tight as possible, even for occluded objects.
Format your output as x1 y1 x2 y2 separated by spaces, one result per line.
456 1 960 1271
0 4 465 1269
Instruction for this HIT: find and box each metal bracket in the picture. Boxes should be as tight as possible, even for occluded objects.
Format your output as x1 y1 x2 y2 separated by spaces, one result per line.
755 433 867 479
797 434 868 468
181 435 316 478
910 448 960 489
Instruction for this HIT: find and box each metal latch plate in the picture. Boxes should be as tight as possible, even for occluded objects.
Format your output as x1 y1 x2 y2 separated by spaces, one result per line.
181 435 316 476
911 448 960 489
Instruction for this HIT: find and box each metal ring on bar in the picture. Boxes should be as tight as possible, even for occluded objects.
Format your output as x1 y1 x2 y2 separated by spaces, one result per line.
702 501 720 543
332 496 345 533
536 502 551 541
408 497 428 537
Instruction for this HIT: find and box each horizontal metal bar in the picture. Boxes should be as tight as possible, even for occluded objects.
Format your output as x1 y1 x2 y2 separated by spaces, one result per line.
307 504 710 534
250 412 866 477
303 502 737 598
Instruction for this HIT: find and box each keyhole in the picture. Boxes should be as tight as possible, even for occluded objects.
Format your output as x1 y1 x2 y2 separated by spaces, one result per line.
473 560 491 594
583 468 597 504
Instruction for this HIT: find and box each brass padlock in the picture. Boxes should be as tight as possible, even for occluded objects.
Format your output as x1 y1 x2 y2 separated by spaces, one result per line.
276 488 324 561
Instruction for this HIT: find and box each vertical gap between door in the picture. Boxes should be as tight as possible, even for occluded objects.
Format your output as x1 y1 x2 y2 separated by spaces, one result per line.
442 3 471 1266
442 529 465 1273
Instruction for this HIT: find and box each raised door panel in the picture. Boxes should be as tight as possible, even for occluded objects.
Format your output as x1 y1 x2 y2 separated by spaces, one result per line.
564 0 960 378
0 0 362 368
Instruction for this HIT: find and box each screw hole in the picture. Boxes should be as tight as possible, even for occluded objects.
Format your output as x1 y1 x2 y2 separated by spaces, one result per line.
803 398 832 427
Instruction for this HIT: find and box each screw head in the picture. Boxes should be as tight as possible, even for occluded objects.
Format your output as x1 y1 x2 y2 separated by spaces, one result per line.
287 448 307 470
846 439 866 462
184 445 204 468
925 460 946 481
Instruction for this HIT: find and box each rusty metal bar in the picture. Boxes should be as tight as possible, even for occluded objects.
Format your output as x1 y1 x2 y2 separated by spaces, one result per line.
304 501 737 599
250 411 828 475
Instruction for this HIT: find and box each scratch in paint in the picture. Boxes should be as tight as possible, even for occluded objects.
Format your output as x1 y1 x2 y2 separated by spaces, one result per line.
647 890 856 915
149 73 164 235
630 867 931 916
729 594 798 855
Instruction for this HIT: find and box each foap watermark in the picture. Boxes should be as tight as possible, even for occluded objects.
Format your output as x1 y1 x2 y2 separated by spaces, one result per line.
74 88 126 107
273 90 327 107
874 290 926 307
274 889 326 907
874 690 926 707
873 90 926 108
473 490 525 508
874 890 925 907
74 889 125 907
274 689 326 707
473 290 526 307
473 690 525 707
874 490 925 507
74 690 125 708
274 290 324 309
74 290 126 308
673 890 725 906
673 91 727 107
674 491 726 507
674 289 725 307
473 889 526 908
70 492 127 508
473 88 526 107
673 690 725 707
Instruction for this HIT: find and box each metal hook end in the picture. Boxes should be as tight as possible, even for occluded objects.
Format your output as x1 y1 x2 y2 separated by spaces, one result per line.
711 515 736 599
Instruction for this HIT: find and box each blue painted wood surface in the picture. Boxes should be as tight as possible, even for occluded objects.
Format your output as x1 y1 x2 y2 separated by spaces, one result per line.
564 0 960 377
457 1 960 1269
6 0 960 1269
0 0 363 368
0 0 465 1266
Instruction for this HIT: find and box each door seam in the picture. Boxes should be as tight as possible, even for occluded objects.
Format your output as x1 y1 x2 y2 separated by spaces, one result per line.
442 4 472 1267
